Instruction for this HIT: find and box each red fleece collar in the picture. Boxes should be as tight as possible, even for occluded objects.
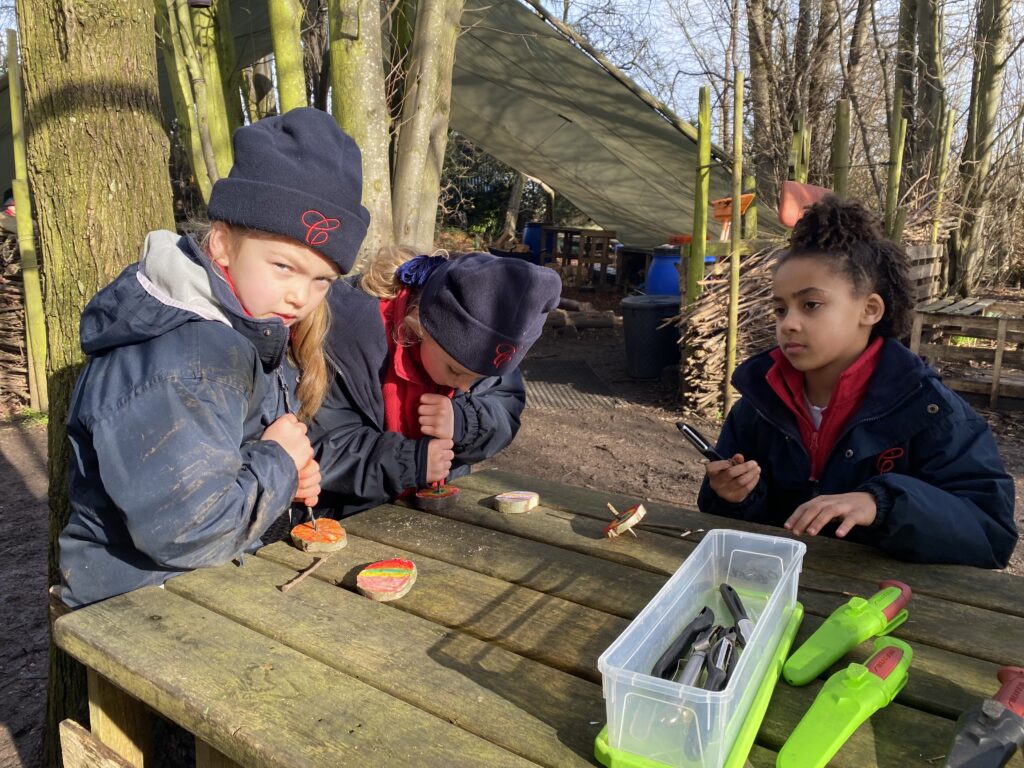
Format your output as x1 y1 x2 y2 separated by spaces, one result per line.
766 336 884 479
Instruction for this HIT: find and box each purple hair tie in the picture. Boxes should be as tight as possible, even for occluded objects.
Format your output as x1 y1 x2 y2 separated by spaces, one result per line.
395 255 447 288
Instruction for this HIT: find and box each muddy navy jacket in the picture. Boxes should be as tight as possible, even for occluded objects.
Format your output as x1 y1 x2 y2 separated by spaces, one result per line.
311 277 525 517
59 232 299 607
698 339 1018 568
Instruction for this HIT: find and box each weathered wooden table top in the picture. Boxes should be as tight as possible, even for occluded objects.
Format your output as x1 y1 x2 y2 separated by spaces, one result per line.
55 468 1024 768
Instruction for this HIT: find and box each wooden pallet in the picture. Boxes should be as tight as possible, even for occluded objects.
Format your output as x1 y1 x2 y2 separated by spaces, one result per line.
910 297 1024 407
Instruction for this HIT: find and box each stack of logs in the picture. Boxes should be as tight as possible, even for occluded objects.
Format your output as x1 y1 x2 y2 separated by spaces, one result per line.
676 243 784 416
0 234 29 410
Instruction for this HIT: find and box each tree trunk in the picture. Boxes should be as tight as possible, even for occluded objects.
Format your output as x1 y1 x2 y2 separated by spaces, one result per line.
841 0 884 204
329 0 394 266
212 0 245 134
502 172 525 240
391 0 465 250
191 3 234 177
14 0 175 762
746 0 775 205
270 0 308 112
894 0 916 186
950 0 1011 295
915 0 946 184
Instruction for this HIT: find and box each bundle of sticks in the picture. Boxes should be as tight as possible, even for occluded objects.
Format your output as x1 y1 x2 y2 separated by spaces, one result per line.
673 242 785 417
0 234 29 409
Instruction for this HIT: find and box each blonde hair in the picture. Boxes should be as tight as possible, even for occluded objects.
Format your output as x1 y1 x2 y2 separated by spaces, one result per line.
361 244 430 346
192 219 333 423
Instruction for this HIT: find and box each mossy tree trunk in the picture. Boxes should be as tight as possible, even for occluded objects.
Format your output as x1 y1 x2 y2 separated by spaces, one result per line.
14 0 175 762
329 0 395 265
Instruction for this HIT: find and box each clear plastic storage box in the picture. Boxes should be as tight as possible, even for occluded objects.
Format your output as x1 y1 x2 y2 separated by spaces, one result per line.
597 529 806 768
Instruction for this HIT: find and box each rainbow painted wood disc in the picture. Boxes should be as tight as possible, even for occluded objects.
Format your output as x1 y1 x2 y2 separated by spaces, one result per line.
356 558 418 602
603 503 647 538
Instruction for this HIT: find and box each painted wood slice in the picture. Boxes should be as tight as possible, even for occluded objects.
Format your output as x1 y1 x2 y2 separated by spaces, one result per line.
494 491 540 514
603 503 647 538
290 518 348 553
413 484 460 511
357 558 418 602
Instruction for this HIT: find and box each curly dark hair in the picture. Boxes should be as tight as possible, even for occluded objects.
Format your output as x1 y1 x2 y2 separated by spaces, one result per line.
776 195 913 338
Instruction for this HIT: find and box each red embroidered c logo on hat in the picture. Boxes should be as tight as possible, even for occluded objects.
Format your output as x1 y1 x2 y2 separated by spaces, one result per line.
302 210 341 246
493 343 517 368
876 447 905 474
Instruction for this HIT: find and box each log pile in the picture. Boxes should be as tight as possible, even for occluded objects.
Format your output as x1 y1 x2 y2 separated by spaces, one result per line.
0 234 29 411
676 243 785 416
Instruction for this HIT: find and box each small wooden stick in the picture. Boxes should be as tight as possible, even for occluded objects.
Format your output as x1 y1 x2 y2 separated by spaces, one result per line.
606 502 621 517
280 554 332 593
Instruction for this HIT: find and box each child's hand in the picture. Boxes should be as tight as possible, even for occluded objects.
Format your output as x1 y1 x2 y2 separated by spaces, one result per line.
706 454 760 503
419 394 455 440
261 413 313 473
426 438 455 484
294 458 321 507
785 492 877 538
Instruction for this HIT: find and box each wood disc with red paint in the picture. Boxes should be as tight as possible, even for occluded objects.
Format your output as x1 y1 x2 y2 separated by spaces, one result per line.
603 503 647 538
356 558 418 602
413 484 460 511
290 518 348 553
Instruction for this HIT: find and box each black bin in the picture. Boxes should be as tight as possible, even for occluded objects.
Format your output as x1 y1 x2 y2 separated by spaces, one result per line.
621 295 681 378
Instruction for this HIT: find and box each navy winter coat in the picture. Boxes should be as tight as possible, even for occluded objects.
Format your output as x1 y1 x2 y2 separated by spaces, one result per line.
698 339 1018 568
311 277 525 517
59 232 299 607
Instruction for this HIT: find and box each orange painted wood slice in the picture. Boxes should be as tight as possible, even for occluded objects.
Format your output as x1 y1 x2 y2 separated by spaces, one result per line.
356 558 418 602
603 503 647 538
290 518 348 553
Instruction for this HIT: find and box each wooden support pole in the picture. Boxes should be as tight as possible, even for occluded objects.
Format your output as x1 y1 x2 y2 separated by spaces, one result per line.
725 71 744 416
788 112 809 183
831 99 851 199
687 86 711 308
86 671 152 766
931 109 954 245
743 175 757 239
885 114 908 237
7 28 48 412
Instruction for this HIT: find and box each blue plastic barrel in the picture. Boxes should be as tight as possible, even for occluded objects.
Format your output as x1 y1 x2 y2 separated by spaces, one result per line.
621 295 682 378
522 222 545 259
645 245 682 296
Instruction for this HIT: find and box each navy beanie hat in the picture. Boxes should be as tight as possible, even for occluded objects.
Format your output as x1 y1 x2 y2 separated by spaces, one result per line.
417 253 562 376
207 107 370 273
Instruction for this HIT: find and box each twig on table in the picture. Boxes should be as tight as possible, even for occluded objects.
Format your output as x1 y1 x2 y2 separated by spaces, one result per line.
280 555 333 593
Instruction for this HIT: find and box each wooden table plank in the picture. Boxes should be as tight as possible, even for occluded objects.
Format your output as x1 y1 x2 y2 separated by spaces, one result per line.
346 502 1009 719
430 479 1024 666
258 540 1005 768
257 538 627 683
458 470 1024 617
166 556 603 768
54 587 540 768
343 504 668 618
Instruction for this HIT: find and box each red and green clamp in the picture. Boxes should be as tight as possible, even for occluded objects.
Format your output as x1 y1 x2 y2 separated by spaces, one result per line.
777 637 913 768
783 579 912 686
945 666 1024 768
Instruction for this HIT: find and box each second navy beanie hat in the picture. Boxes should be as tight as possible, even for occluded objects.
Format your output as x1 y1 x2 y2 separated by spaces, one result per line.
418 253 562 376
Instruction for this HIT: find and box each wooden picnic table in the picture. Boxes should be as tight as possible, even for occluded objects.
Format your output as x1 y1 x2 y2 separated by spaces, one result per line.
54 469 1024 768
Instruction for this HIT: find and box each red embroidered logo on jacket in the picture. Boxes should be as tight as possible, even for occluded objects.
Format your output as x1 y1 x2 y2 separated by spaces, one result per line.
302 210 341 246
493 343 517 368
876 447 905 474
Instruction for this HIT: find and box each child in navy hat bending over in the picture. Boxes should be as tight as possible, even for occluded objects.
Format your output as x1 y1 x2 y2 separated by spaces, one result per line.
699 196 1016 567
59 108 371 606
312 247 562 517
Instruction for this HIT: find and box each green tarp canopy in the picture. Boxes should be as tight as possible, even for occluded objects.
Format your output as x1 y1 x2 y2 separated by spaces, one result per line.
0 0 753 247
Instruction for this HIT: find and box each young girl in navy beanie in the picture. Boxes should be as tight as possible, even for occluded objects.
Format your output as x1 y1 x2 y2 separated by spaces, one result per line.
311 246 561 517
59 108 371 606
699 196 1017 567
